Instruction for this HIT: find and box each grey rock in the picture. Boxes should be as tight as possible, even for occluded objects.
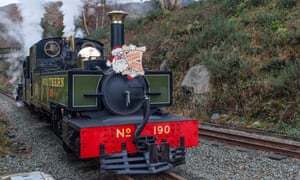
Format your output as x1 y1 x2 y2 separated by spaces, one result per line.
181 64 210 105
210 113 220 121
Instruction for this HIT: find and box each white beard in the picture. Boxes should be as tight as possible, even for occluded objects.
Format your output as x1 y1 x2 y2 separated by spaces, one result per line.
112 59 129 73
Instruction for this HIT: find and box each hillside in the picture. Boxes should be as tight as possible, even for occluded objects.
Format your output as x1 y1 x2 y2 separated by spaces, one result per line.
110 0 300 136
0 0 299 137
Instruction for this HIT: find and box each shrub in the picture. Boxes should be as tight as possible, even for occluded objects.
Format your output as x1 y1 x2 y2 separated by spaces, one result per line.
276 0 297 8
255 13 279 27
198 15 237 48
202 50 252 85
0 117 12 155
86 28 107 40
218 0 241 16
143 9 164 24
270 116 300 137
234 1 247 17
269 60 300 98
249 0 267 7
276 27 290 43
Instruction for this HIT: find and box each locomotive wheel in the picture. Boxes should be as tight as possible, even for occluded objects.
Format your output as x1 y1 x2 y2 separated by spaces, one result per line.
100 73 149 115
63 141 72 153
52 109 62 136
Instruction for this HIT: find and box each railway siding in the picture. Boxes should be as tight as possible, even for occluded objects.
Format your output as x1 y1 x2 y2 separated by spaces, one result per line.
201 123 300 145
200 123 300 158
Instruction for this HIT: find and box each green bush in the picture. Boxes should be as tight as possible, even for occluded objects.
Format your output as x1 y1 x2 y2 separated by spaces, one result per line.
202 50 252 85
276 0 297 8
86 28 108 40
255 13 279 27
270 117 300 137
0 118 12 155
218 0 241 16
276 27 291 43
235 1 247 17
198 15 237 48
249 0 267 6
145 9 164 23
270 60 300 97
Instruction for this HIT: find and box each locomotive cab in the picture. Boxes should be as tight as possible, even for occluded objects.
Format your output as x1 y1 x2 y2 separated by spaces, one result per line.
77 46 102 69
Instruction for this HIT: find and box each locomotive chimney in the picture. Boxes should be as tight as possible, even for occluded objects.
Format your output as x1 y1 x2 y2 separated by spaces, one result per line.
107 10 128 49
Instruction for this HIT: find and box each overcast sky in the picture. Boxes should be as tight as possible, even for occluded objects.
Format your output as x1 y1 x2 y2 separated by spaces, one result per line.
0 0 151 7
0 0 18 7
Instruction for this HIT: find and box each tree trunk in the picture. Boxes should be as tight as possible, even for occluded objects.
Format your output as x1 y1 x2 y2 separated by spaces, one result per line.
82 12 90 35
101 0 106 29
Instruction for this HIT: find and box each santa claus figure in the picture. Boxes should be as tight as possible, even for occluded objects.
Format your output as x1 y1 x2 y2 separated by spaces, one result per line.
106 46 129 73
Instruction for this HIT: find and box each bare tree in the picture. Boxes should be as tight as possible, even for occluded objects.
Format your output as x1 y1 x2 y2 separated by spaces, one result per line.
159 0 182 10
81 0 108 34
101 0 106 29
82 11 90 34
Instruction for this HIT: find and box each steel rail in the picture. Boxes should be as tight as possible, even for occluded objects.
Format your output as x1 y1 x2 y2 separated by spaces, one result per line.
114 171 187 180
115 174 135 180
0 88 14 99
201 122 300 141
160 171 187 180
199 126 300 159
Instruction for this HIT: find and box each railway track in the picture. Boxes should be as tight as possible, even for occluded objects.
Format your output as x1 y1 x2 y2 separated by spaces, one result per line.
0 89 188 180
200 124 300 159
0 88 14 99
115 171 187 180
159 171 187 180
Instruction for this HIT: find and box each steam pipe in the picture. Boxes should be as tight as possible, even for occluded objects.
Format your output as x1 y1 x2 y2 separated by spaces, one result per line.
134 94 150 143
107 10 128 50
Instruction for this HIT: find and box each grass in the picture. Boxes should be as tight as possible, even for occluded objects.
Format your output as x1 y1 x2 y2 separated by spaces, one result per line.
0 61 14 89
0 109 18 175
0 111 12 155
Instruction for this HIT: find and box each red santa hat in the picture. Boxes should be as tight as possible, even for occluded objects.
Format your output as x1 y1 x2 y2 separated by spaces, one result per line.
106 45 122 67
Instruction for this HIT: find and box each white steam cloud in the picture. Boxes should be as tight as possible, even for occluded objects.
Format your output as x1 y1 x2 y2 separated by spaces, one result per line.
18 0 45 55
1 0 45 85
58 0 84 36
0 10 23 85
0 0 85 86
0 11 22 42
18 0 85 52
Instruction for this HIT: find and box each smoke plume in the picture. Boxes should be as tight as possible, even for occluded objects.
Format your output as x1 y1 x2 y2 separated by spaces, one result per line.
18 0 45 55
0 10 23 85
58 0 84 36
1 0 84 86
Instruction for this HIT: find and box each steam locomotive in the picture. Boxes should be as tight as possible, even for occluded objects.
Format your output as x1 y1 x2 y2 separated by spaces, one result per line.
16 11 198 174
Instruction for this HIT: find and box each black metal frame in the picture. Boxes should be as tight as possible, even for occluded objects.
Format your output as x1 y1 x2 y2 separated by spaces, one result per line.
145 71 173 107
99 136 185 174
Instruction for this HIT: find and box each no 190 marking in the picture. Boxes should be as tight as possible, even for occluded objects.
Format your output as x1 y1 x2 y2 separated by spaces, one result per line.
153 125 171 135
116 125 171 138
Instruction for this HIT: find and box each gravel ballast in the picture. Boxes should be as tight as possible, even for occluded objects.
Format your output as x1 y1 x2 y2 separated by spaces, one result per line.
0 94 300 180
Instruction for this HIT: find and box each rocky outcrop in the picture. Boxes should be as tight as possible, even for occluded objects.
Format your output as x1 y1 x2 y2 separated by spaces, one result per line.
181 64 210 105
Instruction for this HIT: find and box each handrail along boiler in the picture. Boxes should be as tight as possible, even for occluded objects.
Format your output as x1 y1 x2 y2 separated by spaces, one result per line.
17 10 199 174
